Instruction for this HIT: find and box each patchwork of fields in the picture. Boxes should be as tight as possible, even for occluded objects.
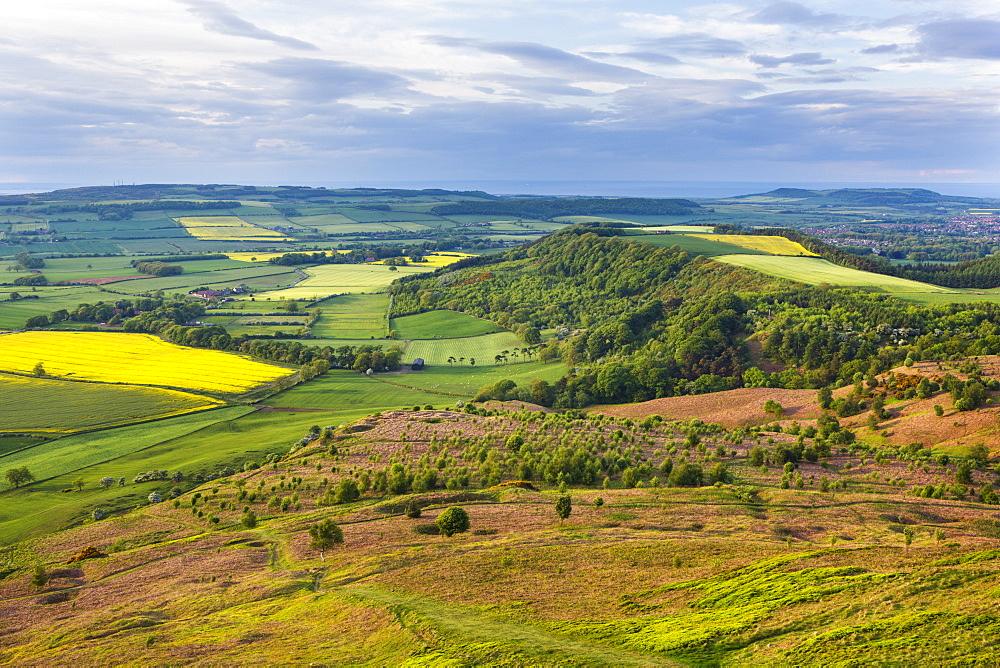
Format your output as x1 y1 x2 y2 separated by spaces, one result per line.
0 331 291 393
175 216 292 241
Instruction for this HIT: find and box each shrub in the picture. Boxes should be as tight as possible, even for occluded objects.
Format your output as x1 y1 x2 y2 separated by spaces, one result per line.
435 506 470 537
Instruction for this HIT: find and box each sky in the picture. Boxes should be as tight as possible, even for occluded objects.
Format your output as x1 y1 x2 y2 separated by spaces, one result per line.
2 0 999 190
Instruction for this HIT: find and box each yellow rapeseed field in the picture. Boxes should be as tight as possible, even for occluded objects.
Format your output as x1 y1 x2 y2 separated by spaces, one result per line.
689 234 819 256
0 331 290 394
370 252 477 267
176 216 292 241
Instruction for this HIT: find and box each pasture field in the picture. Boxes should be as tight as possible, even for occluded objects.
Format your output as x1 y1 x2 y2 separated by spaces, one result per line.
637 225 716 233
0 406 252 492
0 373 223 433
0 286 104 330
715 255 958 293
110 266 301 295
632 234 769 256
690 234 818 256
404 331 530 366
311 293 389 338
175 216 292 241
301 338 398 349
0 331 292 393
0 406 324 544
289 213 357 226
391 310 502 339
392 360 569 395
267 371 459 409
253 264 429 301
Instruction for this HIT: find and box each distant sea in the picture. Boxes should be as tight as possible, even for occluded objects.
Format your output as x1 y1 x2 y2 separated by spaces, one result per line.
1 180 997 200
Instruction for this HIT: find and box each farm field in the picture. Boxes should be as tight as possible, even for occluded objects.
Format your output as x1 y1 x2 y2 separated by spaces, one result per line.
0 331 292 393
0 286 105 329
267 371 457 409
0 406 251 495
111 266 301 295
714 255 959 293
631 233 769 256
253 264 429 301
391 360 569 395
689 234 818 256
311 293 389 338
391 310 503 339
404 331 530 366
175 216 291 241
0 373 223 433
371 252 477 268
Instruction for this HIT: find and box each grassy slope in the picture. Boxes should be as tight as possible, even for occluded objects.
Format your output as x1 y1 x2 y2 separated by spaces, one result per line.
390 310 503 339
714 254 959 293
2 407 999 664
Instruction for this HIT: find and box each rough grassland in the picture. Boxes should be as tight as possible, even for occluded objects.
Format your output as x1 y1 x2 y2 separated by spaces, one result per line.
390 310 502 339
0 373 223 433
691 234 818 256
715 255 957 293
311 293 389 338
2 405 1000 664
0 331 291 394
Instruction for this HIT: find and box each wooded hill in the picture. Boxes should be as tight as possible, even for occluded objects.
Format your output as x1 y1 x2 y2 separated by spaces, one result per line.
391 226 1000 407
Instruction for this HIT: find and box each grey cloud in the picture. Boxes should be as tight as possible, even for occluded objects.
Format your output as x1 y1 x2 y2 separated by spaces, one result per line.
583 51 682 65
917 19 1000 60
750 2 845 27
642 34 747 57
750 52 835 68
861 44 900 54
246 58 412 102
427 36 655 83
178 0 318 51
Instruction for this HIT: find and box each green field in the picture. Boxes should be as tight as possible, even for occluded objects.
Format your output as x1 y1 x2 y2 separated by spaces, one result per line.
0 286 105 330
391 310 503 339
392 360 569 395
112 266 301 295
267 371 458 409
253 264 430 301
632 234 770 256
714 255 959 293
0 373 222 433
404 331 530 366
312 293 389 338
0 406 377 545
0 406 252 489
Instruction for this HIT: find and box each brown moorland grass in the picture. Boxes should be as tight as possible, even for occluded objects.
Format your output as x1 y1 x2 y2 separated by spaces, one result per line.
2 406 1000 664
590 387 821 427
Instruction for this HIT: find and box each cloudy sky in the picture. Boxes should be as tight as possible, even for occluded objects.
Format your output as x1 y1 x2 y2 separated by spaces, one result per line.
2 0 999 189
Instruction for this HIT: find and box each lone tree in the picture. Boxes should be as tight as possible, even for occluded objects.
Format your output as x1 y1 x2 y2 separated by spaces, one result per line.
763 399 784 418
5 466 34 488
308 518 344 560
435 506 470 537
31 565 49 589
555 494 572 523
